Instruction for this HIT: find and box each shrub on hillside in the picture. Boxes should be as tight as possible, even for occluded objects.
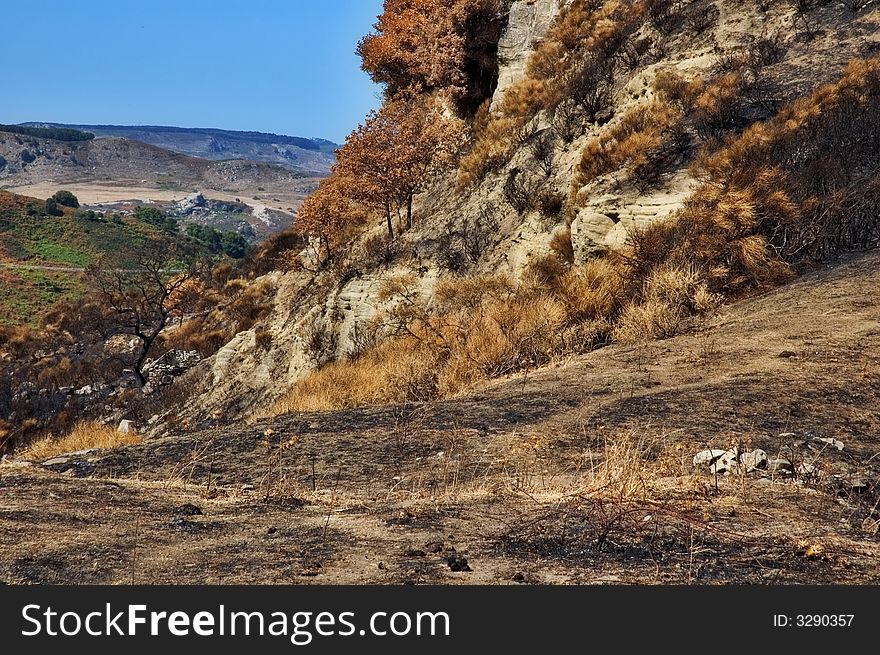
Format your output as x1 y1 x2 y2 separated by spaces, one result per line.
51 190 79 208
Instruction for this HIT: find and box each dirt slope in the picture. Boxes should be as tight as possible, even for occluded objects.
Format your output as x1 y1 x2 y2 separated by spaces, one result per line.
2 251 878 584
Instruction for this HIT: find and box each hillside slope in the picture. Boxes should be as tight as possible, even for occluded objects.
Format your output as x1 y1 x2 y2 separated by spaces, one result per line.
0 132 311 191
0 190 203 325
18 123 337 174
2 249 878 584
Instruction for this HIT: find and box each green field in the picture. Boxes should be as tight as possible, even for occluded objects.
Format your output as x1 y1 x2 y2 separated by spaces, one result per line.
0 190 208 326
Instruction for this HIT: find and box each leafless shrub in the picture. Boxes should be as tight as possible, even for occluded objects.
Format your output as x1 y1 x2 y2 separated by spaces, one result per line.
567 57 615 121
514 116 540 146
346 320 381 361
301 313 339 366
793 11 822 42
747 33 787 69
361 233 403 267
503 168 540 214
684 1 719 34
713 48 750 74
537 188 566 218
646 0 684 34
619 38 652 71
437 220 467 274
529 130 556 177
552 99 587 143
461 209 499 264
437 209 499 272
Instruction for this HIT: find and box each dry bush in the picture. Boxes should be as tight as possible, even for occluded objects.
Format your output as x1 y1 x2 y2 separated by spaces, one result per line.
554 258 625 325
272 335 441 413
20 421 141 461
529 130 556 177
360 233 403 268
575 98 688 190
692 58 880 263
645 0 684 34
550 227 575 264
503 168 540 214
438 210 499 272
691 72 751 139
159 318 229 358
684 0 719 33
225 278 276 333
499 431 697 557
613 264 718 342
552 99 587 143
300 312 340 366
457 115 521 186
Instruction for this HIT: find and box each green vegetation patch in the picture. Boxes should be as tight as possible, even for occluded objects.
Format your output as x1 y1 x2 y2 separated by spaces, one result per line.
0 268 83 327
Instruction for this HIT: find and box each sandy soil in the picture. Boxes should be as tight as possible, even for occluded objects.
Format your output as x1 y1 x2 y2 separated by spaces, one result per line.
1 251 879 585
2 181 299 215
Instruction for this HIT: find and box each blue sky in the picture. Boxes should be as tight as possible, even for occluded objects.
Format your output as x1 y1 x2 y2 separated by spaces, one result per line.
1 0 384 143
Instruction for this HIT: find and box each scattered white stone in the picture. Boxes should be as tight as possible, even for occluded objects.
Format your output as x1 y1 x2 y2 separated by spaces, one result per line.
704 448 768 474
693 449 727 467
767 458 794 473
797 462 818 477
741 449 768 472
812 437 844 451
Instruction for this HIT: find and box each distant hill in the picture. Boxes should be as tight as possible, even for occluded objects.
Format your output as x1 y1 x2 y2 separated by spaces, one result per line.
20 123 337 174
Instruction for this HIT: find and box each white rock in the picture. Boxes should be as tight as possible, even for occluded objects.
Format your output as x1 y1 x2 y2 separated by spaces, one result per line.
741 449 768 472
693 449 727 466
118 419 137 434
768 458 794 473
812 437 844 451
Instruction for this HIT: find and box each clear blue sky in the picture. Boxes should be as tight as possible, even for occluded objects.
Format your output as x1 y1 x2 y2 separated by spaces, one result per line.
1 0 384 143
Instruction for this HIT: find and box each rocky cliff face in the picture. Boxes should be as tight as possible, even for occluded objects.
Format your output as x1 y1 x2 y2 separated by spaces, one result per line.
491 0 566 109
172 1 880 428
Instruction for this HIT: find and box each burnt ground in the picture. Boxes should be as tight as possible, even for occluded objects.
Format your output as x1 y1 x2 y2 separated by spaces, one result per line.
2 251 879 585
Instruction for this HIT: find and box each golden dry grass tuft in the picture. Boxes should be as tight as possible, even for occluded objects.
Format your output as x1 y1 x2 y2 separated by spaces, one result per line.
20 421 142 461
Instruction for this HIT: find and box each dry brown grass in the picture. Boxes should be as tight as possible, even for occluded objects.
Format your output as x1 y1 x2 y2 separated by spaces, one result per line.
20 421 141 461
574 97 686 190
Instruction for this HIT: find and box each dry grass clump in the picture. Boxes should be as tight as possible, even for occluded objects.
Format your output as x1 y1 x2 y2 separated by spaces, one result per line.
613 263 721 342
573 57 784 198
20 421 141 461
575 97 688 191
690 58 880 264
270 257 626 413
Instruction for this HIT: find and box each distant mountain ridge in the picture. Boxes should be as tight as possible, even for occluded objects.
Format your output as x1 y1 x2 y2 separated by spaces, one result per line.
19 122 338 174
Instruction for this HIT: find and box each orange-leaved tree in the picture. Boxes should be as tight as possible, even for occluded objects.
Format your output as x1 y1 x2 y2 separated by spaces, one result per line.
357 0 505 114
335 96 464 239
294 173 362 261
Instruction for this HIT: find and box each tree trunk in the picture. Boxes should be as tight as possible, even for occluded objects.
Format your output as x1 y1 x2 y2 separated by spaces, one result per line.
132 340 149 387
386 205 394 240
406 192 413 231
